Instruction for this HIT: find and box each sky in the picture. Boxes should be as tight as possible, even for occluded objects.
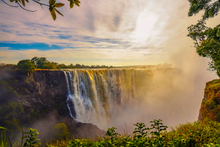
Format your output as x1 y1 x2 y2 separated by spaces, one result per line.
0 0 220 67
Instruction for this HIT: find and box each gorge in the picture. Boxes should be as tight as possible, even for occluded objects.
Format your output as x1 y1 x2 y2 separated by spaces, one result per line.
0 65 218 139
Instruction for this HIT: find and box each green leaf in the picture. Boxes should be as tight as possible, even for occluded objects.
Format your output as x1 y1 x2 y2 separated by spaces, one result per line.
54 3 64 7
217 28 220 37
50 8 57 20
49 0 56 5
21 0 25 6
9 0 14 2
68 0 74 8
0 126 8 130
55 8 63 16
74 0 80 7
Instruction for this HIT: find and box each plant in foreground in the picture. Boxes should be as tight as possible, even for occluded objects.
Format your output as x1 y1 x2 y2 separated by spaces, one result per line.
0 126 9 147
22 128 41 147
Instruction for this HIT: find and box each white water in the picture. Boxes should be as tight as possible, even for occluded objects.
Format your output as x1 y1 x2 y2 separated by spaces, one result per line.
63 67 177 128
63 67 213 131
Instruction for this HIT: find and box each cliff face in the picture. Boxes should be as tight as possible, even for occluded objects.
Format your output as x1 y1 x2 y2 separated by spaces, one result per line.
198 79 220 122
32 70 69 117
0 68 105 139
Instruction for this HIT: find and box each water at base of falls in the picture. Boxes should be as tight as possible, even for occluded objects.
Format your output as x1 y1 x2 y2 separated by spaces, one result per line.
63 68 153 127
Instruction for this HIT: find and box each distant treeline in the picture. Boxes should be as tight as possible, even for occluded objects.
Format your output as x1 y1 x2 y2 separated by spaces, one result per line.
0 57 114 75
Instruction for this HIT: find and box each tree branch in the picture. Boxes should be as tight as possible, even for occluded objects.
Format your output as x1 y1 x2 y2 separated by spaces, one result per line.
1 0 19 7
32 0 50 7
16 2 37 12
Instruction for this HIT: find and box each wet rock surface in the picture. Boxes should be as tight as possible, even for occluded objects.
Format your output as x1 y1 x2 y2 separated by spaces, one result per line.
198 79 220 122
0 68 106 139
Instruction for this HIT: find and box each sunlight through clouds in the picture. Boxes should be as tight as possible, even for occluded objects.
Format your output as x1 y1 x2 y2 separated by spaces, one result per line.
0 0 219 66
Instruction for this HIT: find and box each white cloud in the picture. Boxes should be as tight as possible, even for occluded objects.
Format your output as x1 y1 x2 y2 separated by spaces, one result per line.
0 0 219 66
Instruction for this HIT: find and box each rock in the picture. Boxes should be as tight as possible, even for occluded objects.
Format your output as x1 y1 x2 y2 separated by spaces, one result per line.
198 79 220 122
0 69 106 140
73 122 106 139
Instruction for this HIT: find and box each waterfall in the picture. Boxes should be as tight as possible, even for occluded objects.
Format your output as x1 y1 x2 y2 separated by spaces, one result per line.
63 68 155 127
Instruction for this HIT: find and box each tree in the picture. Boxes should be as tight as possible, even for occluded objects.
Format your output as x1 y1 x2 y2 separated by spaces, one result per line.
31 57 48 68
52 123 70 140
17 59 36 75
42 61 57 69
187 0 220 77
2 0 80 20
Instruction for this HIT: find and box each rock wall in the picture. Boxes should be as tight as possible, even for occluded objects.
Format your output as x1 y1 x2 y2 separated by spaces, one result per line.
33 70 69 117
0 68 105 139
198 79 220 122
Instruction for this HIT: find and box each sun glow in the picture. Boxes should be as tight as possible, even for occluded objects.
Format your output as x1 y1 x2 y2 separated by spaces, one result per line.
131 10 159 43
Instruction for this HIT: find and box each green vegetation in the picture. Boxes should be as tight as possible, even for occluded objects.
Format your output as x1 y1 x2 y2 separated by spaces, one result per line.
19 57 114 71
1 119 220 147
1 57 114 73
200 79 220 122
0 126 11 147
188 0 220 77
52 123 70 141
22 128 41 147
17 59 37 76
2 0 80 20
0 101 24 131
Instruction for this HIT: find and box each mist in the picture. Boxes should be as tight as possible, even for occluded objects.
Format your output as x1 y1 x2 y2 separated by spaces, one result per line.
105 47 218 134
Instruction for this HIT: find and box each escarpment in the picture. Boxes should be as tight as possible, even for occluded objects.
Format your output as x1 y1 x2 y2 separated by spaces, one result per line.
33 70 69 116
198 79 220 122
0 68 105 139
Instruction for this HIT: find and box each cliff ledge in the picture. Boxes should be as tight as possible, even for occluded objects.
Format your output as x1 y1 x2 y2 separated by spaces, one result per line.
198 79 220 122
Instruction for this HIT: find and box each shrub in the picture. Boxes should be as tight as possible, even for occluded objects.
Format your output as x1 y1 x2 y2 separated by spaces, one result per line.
22 128 41 147
52 123 70 141
17 59 36 76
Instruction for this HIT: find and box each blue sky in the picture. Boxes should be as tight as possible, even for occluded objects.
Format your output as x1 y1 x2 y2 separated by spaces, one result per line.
0 0 219 67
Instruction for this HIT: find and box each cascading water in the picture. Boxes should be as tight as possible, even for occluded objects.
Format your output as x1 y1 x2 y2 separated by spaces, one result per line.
62 66 211 132
63 68 154 128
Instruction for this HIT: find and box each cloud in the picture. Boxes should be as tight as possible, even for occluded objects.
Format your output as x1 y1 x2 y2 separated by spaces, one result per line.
0 0 219 67
0 48 160 66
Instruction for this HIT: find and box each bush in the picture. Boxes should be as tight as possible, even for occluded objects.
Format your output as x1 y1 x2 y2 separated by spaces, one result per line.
17 59 36 76
52 123 70 141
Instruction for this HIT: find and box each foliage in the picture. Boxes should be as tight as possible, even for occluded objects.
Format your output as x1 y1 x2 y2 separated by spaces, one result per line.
0 101 24 130
49 119 220 147
17 56 115 70
22 128 41 147
0 126 9 147
149 119 168 139
17 59 36 76
188 0 220 77
200 79 220 122
1 126 41 147
133 122 149 139
52 123 70 141
0 63 16 69
2 0 80 20
31 57 48 69
0 126 18 147
104 127 120 143
1 119 220 146
167 118 220 146
188 0 220 20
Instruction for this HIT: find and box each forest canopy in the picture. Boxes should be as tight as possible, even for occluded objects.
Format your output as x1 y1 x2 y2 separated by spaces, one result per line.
0 57 114 75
